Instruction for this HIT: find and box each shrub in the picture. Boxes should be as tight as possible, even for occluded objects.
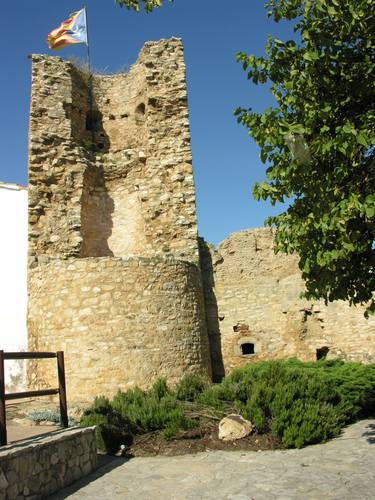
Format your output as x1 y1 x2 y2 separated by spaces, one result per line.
197 384 225 409
198 360 375 448
283 358 375 421
81 361 375 451
176 373 210 402
80 397 134 453
81 379 197 450
151 378 170 399
272 400 341 448
230 362 343 447
111 379 194 437
27 408 76 427
27 409 61 425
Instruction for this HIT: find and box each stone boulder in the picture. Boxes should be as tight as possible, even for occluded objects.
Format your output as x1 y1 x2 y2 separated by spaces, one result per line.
218 414 253 441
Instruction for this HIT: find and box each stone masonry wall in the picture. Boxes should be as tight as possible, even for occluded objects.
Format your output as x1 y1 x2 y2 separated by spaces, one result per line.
27 38 211 399
0 427 96 499
28 38 199 265
28 257 211 401
201 228 375 379
28 55 89 261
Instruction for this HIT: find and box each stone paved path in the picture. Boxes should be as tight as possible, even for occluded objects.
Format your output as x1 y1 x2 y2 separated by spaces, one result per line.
52 419 375 499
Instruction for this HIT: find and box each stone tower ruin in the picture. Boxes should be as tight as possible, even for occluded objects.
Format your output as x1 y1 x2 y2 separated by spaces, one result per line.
27 38 374 401
28 38 212 400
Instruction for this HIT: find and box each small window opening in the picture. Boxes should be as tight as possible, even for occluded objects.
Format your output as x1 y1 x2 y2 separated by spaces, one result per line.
136 103 146 115
316 346 330 360
240 343 255 355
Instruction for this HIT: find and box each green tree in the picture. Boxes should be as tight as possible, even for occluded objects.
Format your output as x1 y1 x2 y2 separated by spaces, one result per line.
114 0 169 12
236 0 375 315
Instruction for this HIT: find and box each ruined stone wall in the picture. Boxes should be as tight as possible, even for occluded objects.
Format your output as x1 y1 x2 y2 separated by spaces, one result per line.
28 55 89 260
27 38 211 399
28 38 199 264
201 228 375 378
28 257 210 401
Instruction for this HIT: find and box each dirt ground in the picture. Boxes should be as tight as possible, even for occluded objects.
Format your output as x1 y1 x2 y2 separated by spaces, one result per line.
126 423 282 457
5 398 60 443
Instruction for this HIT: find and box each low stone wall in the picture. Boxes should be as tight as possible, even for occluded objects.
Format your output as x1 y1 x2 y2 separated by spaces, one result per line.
0 427 96 499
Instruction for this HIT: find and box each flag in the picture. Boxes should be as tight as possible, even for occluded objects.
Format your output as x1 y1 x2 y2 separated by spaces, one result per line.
47 9 87 50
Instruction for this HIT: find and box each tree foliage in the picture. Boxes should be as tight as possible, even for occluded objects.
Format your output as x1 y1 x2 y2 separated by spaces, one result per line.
114 0 170 12
236 0 375 315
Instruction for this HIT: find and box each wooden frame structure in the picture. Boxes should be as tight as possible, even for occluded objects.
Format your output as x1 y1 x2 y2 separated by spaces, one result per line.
0 351 68 446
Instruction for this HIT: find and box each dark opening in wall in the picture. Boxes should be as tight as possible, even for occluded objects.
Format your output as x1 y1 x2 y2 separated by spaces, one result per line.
86 110 102 131
316 346 330 360
240 343 255 355
136 103 146 115
148 97 158 108
233 322 249 334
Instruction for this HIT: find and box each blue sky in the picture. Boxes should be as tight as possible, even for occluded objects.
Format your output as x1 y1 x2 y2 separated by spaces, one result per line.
1 0 295 244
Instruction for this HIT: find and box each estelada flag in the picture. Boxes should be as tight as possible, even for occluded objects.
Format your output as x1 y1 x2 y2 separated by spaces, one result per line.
47 9 87 50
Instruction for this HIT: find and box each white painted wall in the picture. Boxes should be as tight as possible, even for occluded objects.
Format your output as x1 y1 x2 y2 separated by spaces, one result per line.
0 183 28 390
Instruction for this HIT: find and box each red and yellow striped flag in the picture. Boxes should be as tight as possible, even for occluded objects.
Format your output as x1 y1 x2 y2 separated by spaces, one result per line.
47 9 87 50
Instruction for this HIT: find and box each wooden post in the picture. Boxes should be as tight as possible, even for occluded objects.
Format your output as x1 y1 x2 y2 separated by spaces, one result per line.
0 350 7 446
57 351 68 428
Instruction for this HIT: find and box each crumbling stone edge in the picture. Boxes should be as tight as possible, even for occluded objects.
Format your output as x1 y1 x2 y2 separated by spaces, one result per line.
0 427 97 499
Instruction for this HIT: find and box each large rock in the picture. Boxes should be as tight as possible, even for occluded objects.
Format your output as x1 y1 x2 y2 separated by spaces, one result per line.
218 414 253 441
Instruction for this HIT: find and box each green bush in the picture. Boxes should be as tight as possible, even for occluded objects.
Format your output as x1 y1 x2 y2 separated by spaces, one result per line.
176 373 210 401
81 379 197 450
111 379 195 438
80 398 134 453
197 384 225 410
283 358 375 421
81 361 375 451
198 360 375 448
228 362 341 446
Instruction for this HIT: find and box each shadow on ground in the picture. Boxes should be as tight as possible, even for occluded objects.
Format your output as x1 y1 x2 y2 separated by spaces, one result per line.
363 422 375 444
50 455 133 499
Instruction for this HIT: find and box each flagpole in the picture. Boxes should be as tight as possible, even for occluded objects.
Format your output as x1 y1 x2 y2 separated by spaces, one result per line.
83 5 95 152
83 5 91 75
